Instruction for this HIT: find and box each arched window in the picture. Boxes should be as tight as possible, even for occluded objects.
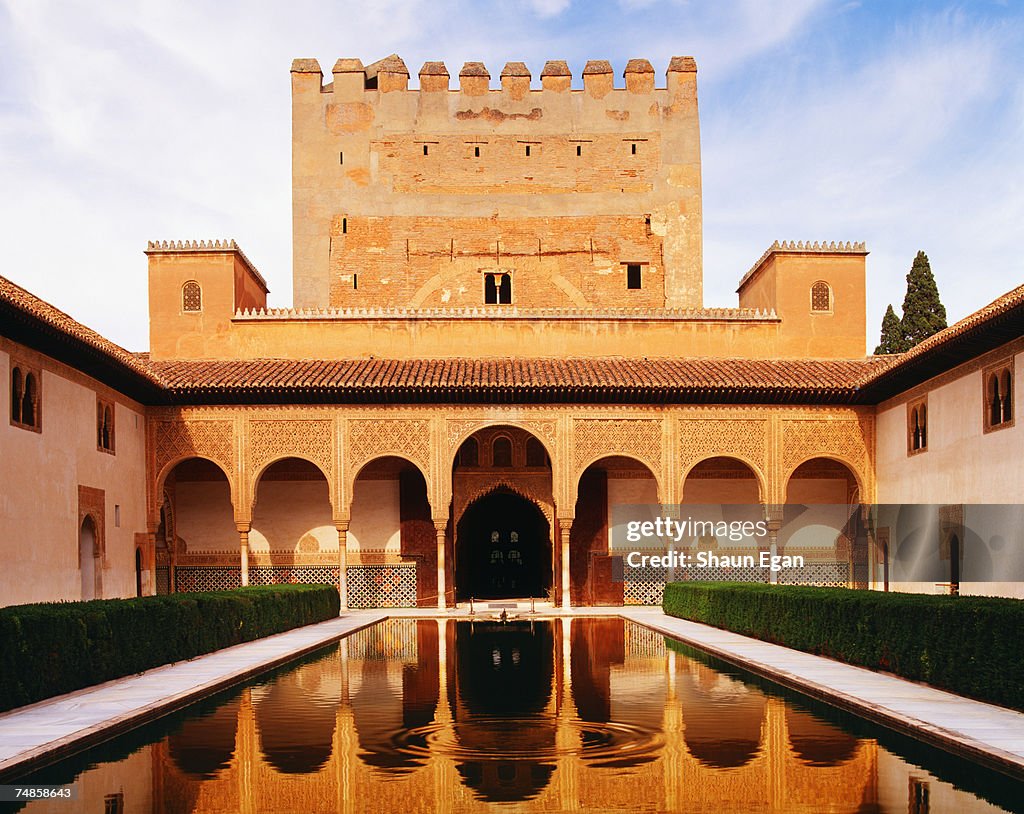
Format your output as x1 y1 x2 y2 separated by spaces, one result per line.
810 281 832 312
10 366 22 424
484 274 497 304
525 437 548 467
21 372 37 428
989 374 1001 426
984 362 1014 431
498 273 512 304
457 437 479 467
182 280 202 312
492 437 513 467
97 399 115 453
1001 369 1013 423
907 397 927 454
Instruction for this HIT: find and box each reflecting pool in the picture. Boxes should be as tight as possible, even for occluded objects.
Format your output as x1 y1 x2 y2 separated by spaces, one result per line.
8 618 1023 813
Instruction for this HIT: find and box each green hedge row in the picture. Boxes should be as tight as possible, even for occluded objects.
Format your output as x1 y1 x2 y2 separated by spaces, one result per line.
662 582 1024 710
0 584 340 712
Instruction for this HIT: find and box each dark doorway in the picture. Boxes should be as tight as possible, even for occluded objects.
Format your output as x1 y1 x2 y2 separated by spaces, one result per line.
456 490 550 600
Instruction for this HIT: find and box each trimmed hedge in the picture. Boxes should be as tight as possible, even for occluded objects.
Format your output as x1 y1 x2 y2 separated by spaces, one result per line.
0 584 339 712
662 582 1024 710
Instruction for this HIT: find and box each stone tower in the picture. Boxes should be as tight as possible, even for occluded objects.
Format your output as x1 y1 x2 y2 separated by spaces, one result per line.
290 55 703 311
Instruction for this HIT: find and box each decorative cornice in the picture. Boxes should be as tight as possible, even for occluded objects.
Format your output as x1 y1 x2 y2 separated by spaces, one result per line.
737 240 868 292
232 305 778 321
146 239 269 293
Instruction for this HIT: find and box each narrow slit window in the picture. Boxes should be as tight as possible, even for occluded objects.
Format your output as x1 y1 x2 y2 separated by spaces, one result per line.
525 145 531 157
627 264 642 290
353 273 358 290
576 144 582 157
474 146 480 158
423 144 429 156
339 151 344 165
631 143 637 155
342 217 347 234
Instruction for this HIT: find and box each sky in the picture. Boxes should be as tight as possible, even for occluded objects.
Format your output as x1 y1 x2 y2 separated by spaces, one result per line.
1 0 1022 353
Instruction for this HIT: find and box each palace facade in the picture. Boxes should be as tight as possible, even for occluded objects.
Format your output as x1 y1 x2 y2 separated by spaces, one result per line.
1 55 1021 609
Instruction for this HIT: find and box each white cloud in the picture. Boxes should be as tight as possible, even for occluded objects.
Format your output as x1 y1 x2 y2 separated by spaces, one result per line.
524 0 572 18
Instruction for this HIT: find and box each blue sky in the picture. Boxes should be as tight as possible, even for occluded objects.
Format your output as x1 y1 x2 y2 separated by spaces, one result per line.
1 0 1022 353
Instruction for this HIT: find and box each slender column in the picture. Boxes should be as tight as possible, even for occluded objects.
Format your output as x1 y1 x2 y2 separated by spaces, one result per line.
237 523 251 587
336 522 349 611
434 520 447 610
765 505 783 586
558 518 572 608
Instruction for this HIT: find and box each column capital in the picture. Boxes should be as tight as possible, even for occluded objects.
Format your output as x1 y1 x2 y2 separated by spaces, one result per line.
235 521 251 534
334 521 350 533
557 517 573 534
433 517 449 533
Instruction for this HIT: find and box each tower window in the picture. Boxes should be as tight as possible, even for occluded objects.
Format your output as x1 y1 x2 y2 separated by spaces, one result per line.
984 361 1014 431
352 273 358 290
474 146 480 158
810 281 832 312
576 144 582 157
423 144 429 156
525 145 531 157
339 151 344 165
484 273 512 304
342 217 347 234
631 143 637 155
626 264 642 290
182 280 202 312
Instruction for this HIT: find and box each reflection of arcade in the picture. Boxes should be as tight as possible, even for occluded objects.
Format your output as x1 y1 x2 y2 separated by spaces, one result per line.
153 619 881 812
456 490 550 599
452 621 555 801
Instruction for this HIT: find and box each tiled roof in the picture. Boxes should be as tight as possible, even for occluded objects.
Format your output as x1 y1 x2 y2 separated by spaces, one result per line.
149 357 887 404
0 275 161 389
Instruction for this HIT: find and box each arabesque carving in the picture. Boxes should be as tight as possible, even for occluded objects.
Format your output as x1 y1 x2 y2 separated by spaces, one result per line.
679 418 769 476
782 416 872 487
572 418 662 473
249 419 333 477
348 418 431 475
154 419 235 482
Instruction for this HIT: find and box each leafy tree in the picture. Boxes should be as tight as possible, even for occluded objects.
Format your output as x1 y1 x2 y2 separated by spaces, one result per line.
900 250 947 347
874 304 907 354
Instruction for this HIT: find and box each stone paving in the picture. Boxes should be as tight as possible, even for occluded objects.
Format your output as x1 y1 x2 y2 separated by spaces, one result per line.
2 605 1022 782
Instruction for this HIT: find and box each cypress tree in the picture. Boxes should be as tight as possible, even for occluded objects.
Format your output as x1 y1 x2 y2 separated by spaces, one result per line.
900 251 947 347
874 304 906 354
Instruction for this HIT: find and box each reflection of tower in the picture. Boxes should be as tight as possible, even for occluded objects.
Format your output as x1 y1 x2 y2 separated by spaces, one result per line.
556 617 581 812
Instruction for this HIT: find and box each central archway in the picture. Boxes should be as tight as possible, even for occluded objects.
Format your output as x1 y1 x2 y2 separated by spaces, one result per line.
456 489 551 600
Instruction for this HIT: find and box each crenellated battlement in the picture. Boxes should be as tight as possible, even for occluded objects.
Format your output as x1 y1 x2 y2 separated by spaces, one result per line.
738 241 869 291
290 53 704 314
290 54 697 97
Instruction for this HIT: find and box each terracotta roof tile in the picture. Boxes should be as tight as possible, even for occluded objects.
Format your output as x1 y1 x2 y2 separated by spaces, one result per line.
147 356 888 404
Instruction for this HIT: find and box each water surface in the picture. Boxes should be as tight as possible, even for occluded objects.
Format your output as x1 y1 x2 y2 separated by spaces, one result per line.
10 617 1023 813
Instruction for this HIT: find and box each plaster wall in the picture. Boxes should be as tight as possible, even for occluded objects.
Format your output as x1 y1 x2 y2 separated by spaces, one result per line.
250 480 335 552
174 481 235 553
876 348 1022 503
349 477 401 554
0 342 148 607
